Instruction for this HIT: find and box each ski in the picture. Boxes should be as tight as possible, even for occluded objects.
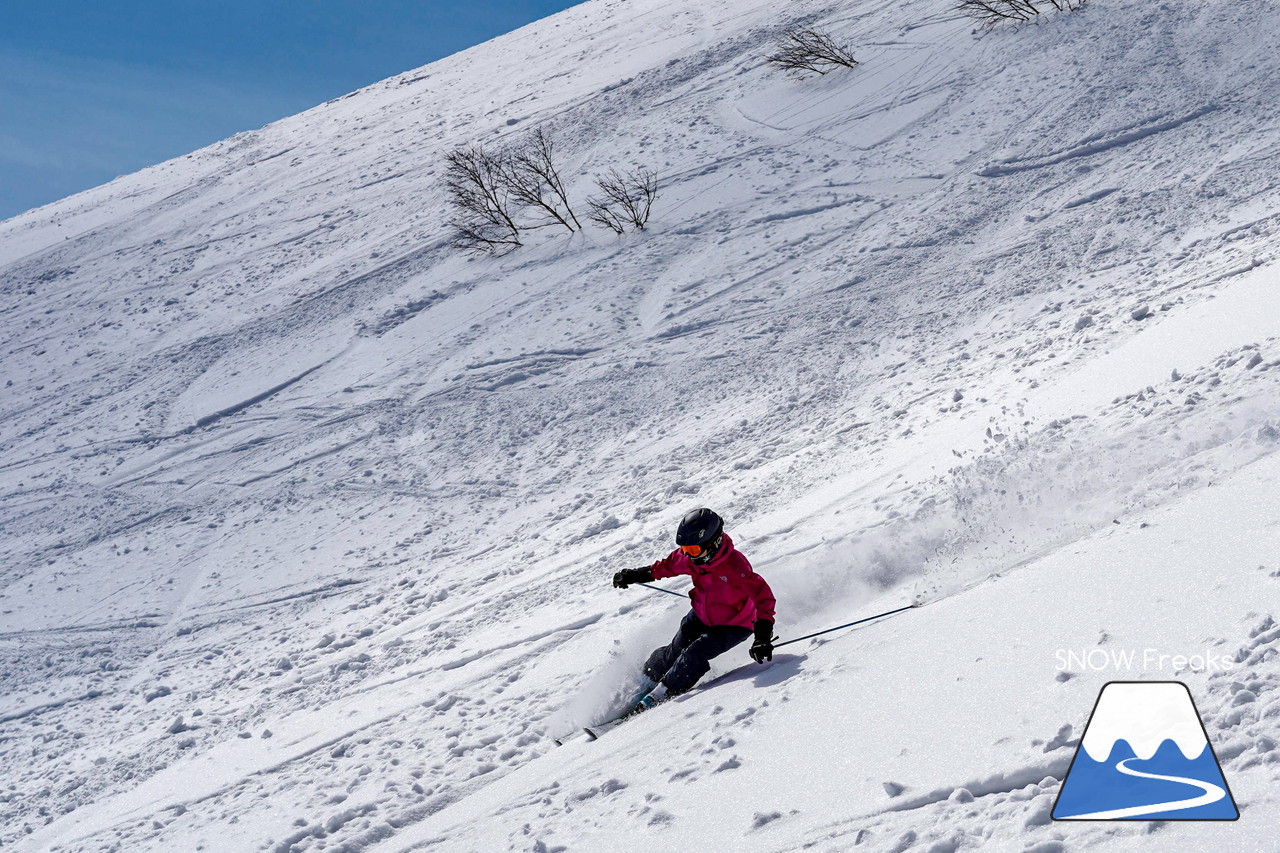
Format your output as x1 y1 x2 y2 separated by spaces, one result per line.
553 706 634 745
583 694 663 739
552 719 622 745
584 711 635 739
583 715 627 740
553 730 591 746
555 700 649 745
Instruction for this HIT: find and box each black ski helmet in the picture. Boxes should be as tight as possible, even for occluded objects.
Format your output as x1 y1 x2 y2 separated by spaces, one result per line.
676 508 724 565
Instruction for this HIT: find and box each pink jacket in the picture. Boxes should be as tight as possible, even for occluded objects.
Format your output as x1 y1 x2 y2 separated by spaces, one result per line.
649 534 776 629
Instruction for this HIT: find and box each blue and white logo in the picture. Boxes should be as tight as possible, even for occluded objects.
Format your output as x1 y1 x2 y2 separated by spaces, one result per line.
1052 681 1238 820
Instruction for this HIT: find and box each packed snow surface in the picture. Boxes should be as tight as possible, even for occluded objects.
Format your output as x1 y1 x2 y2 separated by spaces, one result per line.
2 0 1279 850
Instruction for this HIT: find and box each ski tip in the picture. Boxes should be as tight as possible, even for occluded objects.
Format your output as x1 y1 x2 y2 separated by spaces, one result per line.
583 727 599 741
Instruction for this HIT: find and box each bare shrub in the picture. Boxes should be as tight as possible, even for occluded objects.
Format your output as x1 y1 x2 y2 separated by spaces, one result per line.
443 146 522 253
957 0 1086 26
503 127 582 233
766 28 859 77
444 127 584 253
587 168 658 234
445 129 655 251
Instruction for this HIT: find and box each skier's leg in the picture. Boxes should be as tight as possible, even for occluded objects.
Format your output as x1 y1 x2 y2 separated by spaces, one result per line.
660 624 752 695
642 611 707 684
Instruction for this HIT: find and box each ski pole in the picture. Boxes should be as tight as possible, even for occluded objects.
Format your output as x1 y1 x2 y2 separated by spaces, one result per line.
773 603 917 649
637 582 685 598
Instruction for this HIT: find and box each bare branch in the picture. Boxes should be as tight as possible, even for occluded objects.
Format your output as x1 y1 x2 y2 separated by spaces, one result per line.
588 167 657 233
956 0 1085 26
448 219 522 254
502 127 582 233
444 128 660 250
766 28 859 78
586 199 627 234
443 146 522 253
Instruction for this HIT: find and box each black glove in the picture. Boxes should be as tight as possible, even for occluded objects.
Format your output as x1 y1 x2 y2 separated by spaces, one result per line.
749 619 774 663
612 567 654 589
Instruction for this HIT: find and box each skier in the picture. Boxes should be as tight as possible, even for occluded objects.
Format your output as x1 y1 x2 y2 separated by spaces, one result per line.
611 508 776 716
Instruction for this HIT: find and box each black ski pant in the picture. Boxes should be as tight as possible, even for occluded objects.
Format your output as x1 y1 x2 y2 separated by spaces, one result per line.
644 610 752 696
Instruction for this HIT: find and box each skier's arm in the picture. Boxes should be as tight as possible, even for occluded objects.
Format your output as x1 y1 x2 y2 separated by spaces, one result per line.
613 567 654 589
745 571 776 623
747 572 777 663
648 550 689 580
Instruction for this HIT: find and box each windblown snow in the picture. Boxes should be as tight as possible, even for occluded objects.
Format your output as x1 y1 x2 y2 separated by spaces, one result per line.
2 0 1278 851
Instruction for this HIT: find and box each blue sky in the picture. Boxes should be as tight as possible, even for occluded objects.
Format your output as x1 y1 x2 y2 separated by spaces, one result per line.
0 1 583 221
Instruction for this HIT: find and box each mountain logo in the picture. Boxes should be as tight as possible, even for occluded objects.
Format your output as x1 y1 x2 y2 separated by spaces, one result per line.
1052 681 1239 821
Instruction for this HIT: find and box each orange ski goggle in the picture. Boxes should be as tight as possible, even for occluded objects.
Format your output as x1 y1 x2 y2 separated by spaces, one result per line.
680 544 704 557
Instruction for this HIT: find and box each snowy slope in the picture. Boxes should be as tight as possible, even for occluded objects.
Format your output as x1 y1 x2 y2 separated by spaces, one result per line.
2 0 1279 850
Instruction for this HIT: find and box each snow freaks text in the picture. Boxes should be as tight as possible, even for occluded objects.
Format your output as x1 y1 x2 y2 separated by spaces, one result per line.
1055 649 1237 673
